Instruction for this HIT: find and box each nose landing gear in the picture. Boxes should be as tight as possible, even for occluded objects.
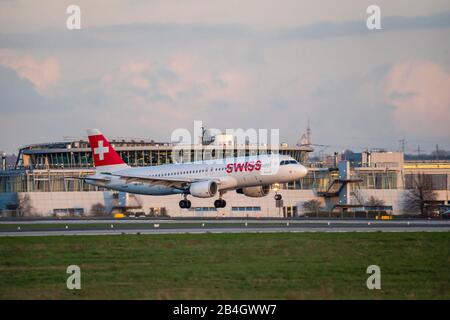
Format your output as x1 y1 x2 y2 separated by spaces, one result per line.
274 193 282 201
179 199 191 209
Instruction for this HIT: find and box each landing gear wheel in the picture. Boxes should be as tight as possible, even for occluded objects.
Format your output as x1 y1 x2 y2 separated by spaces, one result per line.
179 199 191 209
214 199 226 208
274 194 282 201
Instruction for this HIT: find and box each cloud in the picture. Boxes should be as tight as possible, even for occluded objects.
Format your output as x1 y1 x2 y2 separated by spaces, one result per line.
100 54 251 112
162 53 251 105
0 66 53 114
0 65 60 152
275 12 450 40
1 3 449 153
2 12 450 51
0 49 60 94
2 0 450 33
384 60 450 136
0 24 252 50
101 60 153 92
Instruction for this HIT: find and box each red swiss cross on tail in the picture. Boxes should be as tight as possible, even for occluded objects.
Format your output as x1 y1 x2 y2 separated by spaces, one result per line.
87 129 128 170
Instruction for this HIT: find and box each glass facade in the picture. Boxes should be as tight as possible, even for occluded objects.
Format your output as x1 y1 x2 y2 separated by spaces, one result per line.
358 171 398 189
284 170 401 191
231 206 262 211
0 170 104 193
15 143 310 170
285 171 336 191
27 151 93 169
405 174 449 190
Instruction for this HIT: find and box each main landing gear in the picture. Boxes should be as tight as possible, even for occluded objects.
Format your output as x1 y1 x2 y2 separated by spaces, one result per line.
214 191 227 208
214 198 226 208
179 193 227 209
179 195 191 209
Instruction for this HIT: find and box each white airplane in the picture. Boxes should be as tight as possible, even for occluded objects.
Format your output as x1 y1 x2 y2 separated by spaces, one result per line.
84 129 308 209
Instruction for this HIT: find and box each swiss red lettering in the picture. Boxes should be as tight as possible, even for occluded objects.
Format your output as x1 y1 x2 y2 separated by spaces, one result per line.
254 160 262 170
226 160 262 173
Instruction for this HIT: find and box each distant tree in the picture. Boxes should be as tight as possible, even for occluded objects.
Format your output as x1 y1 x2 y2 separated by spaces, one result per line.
91 203 106 217
303 199 322 216
366 196 385 207
403 174 437 217
431 149 450 159
18 194 34 216
159 207 169 217
342 149 355 160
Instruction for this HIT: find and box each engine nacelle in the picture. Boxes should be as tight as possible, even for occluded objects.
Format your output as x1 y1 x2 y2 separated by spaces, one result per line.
236 185 270 198
189 180 218 198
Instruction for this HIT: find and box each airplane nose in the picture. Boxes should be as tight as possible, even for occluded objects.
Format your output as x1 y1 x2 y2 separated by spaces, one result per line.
297 165 308 178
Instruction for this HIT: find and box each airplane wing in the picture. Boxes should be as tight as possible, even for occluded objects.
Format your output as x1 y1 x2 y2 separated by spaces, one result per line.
110 173 205 190
76 176 111 182
85 173 226 190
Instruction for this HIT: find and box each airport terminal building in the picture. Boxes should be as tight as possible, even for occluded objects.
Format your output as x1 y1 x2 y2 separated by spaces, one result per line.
0 134 449 218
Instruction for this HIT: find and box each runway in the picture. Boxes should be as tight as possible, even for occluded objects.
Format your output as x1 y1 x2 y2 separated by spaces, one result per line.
1 218 449 236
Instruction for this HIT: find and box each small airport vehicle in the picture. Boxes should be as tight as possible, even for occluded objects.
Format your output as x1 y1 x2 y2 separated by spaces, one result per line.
375 215 393 220
84 129 308 209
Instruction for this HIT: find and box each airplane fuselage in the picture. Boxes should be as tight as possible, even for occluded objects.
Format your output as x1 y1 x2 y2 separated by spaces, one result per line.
86 154 307 196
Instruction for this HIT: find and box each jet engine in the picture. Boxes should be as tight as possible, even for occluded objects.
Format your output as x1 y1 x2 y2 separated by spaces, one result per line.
236 185 270 197
189 180 218 198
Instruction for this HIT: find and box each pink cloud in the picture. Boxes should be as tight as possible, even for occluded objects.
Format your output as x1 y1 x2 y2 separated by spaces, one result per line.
0 49 60 95
161 53 251 104
167 53 196 75
384 60 450 136
101 60 151 91
98 55 253 130
103 54 251 111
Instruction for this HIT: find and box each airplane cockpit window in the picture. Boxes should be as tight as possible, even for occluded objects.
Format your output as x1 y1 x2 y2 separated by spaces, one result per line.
280 160 299 165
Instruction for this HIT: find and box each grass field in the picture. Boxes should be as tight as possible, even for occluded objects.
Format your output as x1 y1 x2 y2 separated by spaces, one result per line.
0 232 449 299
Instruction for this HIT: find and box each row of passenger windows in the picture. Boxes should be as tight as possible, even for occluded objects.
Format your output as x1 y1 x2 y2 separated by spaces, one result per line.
150 160 297 177
151 167 227 177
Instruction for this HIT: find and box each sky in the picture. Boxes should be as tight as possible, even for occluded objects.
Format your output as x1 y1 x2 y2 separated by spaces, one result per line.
0 0 449 155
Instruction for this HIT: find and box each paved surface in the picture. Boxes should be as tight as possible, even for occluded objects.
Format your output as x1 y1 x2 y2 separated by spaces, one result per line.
1 219 449 236
1 218 450 225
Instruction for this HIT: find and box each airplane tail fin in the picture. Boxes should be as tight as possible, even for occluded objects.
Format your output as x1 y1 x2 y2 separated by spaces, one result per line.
87 129 129 171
